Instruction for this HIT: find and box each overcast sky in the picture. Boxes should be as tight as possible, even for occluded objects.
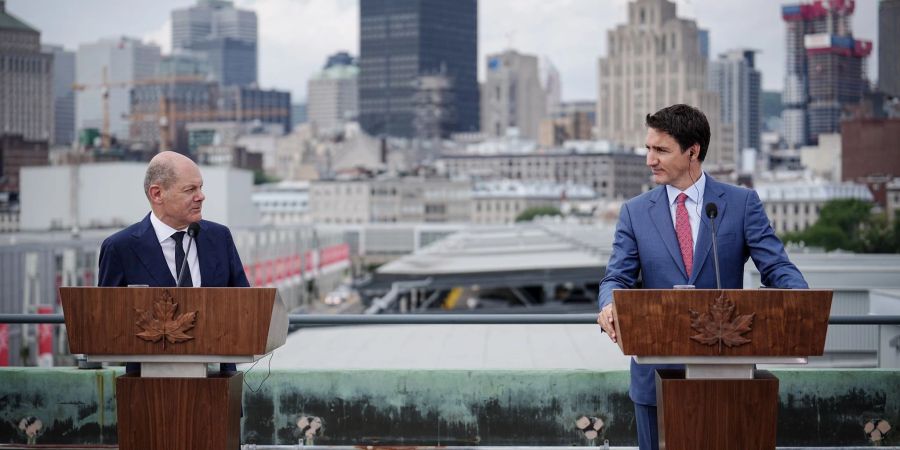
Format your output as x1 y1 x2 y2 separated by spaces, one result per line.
7 0 879 102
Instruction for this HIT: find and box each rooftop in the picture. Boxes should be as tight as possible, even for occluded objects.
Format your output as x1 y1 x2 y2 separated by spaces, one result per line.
0 0 38 33
473 180 596 200
377 224 613 277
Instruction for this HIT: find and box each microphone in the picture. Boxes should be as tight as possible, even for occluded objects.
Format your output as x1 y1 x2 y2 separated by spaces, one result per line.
705 203 722 290
176 223 201 287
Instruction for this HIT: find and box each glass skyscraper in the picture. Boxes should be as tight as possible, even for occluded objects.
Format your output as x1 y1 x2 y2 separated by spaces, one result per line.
171 0 258 87
359 0 478 138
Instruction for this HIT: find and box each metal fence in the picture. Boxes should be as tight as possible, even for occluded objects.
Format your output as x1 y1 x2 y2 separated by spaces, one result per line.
2 313 899 325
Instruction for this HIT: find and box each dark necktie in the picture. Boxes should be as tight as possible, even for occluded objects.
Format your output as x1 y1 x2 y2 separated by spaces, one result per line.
675 193 694 278
172 231 194 287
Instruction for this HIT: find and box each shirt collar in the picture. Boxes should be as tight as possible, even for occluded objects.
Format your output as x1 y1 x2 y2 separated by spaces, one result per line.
666 171 706 206
149 212 186 244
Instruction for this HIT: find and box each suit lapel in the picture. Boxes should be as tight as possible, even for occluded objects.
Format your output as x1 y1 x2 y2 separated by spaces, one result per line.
130 214 176 286
196 221 218 287
649 186 688 279
690 176 728 285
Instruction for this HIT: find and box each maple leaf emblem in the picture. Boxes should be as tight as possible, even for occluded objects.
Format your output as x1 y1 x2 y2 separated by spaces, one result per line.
689 293 755 353
135 290 197 348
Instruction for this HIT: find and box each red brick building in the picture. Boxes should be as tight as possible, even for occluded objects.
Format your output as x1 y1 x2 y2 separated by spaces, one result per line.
841 118 900 207
0 134 49 197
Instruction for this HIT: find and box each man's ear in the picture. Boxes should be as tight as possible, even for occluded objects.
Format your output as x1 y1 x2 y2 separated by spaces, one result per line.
147 185 163 204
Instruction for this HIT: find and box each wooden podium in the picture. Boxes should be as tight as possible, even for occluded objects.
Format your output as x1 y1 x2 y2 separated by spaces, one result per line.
612 289 832 450
60 287 288 450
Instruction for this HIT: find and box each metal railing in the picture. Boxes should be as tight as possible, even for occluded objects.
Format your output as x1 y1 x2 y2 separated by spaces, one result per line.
2 313 899 325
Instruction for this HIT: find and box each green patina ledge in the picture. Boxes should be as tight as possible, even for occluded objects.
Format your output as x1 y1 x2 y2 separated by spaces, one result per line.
0 368 897 447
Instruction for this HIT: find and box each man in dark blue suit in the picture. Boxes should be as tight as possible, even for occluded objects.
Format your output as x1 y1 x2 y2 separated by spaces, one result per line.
98 151 250 373
596 104 808 450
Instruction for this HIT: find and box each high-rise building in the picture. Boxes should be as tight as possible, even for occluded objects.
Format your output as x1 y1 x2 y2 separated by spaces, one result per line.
0 1 52 142
596 0 733 171
325 51 355 69
42 44 76 146
172 0 257 86
307 53 358 135
708 49 762 169
698 29 710 60
157 50 210 78
482 50 545 140
540 57 562 117
878 0 900 97
76 37 161 140
291 103 308 129
358 0 479 138
781 0 871 147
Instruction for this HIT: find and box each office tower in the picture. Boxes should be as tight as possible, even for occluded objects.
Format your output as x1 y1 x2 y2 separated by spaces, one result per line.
708 49 762 169
171 0 257 86
698 29 710 60
541 57 562 117
597 0 733 170
878 0 900 97
482 50 545 140
0 1 51 199
291 103 308 129
782 0 871 146
0 1 52 142
308 53 358 134
42 45 76 146
359 0 478 138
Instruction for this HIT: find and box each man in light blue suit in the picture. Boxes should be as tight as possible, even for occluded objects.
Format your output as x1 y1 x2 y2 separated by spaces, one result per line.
597 104 808 450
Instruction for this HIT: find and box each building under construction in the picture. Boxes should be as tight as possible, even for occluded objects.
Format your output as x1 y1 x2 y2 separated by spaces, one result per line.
781 0 872 146
129 80 291 154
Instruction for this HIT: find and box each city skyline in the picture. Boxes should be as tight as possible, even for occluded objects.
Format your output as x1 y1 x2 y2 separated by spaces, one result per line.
7 0 879 102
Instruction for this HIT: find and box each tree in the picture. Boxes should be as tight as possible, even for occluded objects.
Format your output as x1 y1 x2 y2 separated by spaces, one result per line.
816 199 872 237
254 170 280 185
515 206 561 222
782 199 900 253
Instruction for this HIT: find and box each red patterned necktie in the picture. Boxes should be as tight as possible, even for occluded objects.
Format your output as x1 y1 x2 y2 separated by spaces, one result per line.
675 193 693 278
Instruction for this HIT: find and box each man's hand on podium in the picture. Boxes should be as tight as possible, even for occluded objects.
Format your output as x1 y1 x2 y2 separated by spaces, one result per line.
598 304 617 343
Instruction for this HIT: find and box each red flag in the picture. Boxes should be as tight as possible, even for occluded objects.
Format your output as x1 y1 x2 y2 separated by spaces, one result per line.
0 324 9 366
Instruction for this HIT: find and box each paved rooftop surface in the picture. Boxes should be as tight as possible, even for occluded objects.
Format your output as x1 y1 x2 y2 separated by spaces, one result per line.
250 323 631 371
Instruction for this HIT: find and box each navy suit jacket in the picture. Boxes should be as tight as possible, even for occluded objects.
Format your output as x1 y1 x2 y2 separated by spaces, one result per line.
598 175 808 405
98 213 249 288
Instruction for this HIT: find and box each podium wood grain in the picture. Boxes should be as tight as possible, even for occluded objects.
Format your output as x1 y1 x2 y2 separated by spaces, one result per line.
657 369 778 450
61 287 276 356
612 289 832 356
117 372 242 450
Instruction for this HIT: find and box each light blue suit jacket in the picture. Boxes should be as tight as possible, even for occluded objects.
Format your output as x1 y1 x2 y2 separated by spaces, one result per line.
598 174 808 405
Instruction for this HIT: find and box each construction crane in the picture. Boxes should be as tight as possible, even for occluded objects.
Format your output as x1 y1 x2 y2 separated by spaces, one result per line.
71 66 206 150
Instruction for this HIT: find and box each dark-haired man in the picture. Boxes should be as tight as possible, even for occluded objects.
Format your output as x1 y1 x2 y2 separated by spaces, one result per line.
596 104 807 450
98 151 250 373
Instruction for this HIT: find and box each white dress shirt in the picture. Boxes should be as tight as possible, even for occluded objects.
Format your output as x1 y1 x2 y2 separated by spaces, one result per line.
149 212 202 287
665 172 706 253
